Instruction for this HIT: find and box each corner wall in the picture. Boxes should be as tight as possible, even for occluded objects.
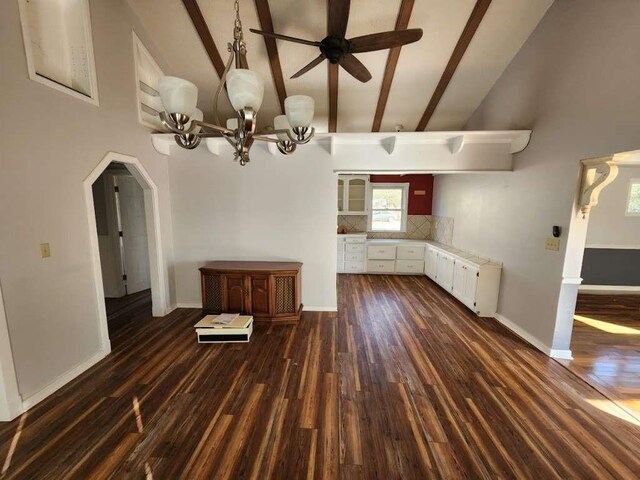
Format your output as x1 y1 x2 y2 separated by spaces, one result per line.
432 0 640 351
0 0 176 404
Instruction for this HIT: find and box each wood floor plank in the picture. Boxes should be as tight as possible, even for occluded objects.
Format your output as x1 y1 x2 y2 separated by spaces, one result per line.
1 275 639 478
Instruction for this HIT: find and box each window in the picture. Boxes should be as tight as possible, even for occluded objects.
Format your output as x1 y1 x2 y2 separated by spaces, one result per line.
133 32 165 130
626 179 640 216
369 183 409 232
19 0 99 105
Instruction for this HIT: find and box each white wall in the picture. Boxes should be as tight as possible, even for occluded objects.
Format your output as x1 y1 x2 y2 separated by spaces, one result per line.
433 0 640 352
169 145 339 310
0 0 175 405
586 166 640 247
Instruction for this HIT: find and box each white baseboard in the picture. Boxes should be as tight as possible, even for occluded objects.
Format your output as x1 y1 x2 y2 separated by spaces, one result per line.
493 313 572 360
165 304 178 315
21 349 108 411
303 306 338 312
579 285 640 294
176 302 203 308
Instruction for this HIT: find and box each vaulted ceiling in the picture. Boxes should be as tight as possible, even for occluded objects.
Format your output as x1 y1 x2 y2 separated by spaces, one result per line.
127 0 553 132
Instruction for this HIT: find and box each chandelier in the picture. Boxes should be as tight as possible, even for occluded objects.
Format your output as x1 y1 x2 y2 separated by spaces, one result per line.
157 0 315 166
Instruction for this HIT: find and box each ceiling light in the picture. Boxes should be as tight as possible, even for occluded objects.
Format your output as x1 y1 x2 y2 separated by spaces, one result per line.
158 0 315 165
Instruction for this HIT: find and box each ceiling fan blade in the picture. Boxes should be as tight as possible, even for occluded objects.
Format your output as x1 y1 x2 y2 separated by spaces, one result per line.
249 29 322 47
291 54 326 79
328 0 350 37
339 53 372 83
349 28 423 53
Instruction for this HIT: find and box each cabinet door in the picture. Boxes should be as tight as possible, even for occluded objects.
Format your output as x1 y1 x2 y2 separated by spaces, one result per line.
425 248 438 279
436 254 454 290
225 274 247 313
452 261 467 299
202 273 224 313
347 178 367 213
337 178 345 212
250 275 270 316
464 266 479 309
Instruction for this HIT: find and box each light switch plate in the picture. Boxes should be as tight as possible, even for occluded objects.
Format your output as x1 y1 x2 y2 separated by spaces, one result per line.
545 238 560 251
40 243 51 258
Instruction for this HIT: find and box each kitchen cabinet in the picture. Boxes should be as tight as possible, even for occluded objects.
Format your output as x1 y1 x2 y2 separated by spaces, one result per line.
337 175 369 215
337 234 366 273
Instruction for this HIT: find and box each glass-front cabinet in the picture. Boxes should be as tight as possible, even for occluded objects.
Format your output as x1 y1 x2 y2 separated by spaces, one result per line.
337 175 370 215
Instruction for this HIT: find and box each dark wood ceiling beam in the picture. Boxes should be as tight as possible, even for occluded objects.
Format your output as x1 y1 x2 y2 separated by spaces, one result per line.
371 0 415 132
181 0 225 77
254 0 287 113
328 63 339 132
415 0 492 131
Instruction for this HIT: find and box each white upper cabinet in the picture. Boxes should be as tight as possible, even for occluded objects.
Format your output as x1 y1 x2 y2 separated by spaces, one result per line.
337 175 369 215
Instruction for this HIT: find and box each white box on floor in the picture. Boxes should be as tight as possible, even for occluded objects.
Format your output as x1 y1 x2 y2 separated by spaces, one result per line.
194 315 253 343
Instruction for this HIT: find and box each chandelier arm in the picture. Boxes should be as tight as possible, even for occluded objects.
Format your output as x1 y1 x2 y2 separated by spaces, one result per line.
213 46 236 126
285 127 315 144
253 135 282 143
192 120 235 136
159 111 200 135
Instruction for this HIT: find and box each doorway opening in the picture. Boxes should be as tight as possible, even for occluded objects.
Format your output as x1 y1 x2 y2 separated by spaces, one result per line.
84 152 167 353
557 149 640 425
92 162 152 336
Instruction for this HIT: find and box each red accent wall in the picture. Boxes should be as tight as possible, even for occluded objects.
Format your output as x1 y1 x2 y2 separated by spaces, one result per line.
369 174 434 215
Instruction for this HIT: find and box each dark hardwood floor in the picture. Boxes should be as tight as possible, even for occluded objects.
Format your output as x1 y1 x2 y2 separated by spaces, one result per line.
105 289 152 339
560 293 640 422
1 276 640 478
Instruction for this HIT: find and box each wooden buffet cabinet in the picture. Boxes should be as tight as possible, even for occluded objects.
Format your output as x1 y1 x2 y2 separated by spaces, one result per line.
199 261 302 324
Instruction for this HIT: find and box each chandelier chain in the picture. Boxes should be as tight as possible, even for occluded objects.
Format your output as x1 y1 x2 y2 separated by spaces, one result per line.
234 0 242 38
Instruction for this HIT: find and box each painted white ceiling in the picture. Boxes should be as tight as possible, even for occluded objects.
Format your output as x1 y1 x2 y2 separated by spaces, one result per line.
127 0 553 132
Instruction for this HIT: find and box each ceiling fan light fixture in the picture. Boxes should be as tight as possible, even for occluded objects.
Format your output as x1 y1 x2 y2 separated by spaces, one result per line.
285 95 314 128
226 68 264 112
158 76 198 119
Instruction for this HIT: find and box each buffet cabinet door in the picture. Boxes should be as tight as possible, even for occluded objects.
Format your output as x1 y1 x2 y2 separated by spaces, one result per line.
250 275 271 316
225 274 248 314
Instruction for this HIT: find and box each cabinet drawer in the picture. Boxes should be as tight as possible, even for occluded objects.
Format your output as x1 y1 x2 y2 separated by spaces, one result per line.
397 245 425 260
367 245 396 260
346 244 365 254
344 252 364 262
367 260 396 273
344 261 365 273
395 260 425 273
345 237 366 244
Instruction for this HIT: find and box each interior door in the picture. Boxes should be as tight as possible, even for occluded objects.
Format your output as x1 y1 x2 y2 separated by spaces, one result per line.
250 275 270 316
225 274 246 313
116 175 151 295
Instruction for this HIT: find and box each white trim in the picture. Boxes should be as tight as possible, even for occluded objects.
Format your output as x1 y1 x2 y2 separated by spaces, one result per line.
18 0 99 106
304 306 338 312
165 304 179 314
132 31 164 130
21 350 107 411
84 152 168 354
494 313 573 360
368 183 410 233
585 244 640 249
562 277 583 285
0 283 22 422
579 285 640 293
625 178 640 216
177 302 203 309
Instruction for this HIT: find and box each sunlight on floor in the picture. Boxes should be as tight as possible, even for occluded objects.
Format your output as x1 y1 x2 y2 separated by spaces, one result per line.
2 412 27 475
574 315 640 335
585 399 640 427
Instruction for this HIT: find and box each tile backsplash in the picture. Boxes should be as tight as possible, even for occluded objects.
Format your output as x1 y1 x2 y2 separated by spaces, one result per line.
337 215 454 245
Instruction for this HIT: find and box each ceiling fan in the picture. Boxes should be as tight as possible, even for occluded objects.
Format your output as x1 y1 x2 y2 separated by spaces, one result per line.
250 0 423 83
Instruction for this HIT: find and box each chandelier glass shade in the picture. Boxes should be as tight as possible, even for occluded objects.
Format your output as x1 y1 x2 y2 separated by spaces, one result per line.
157 0 315 165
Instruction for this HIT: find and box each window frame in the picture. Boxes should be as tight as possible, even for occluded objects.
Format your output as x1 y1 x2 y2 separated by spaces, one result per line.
625 178 640 216
18 0 99 106
368 183 410 233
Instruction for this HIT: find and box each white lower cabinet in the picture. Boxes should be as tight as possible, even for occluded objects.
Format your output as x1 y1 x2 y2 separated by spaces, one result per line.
367 245 396 260
337 235 366 273
424 244 501 317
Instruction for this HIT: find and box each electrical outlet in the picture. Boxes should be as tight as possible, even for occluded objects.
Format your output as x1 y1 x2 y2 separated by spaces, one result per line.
545 238 560 251
40 243 51 258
